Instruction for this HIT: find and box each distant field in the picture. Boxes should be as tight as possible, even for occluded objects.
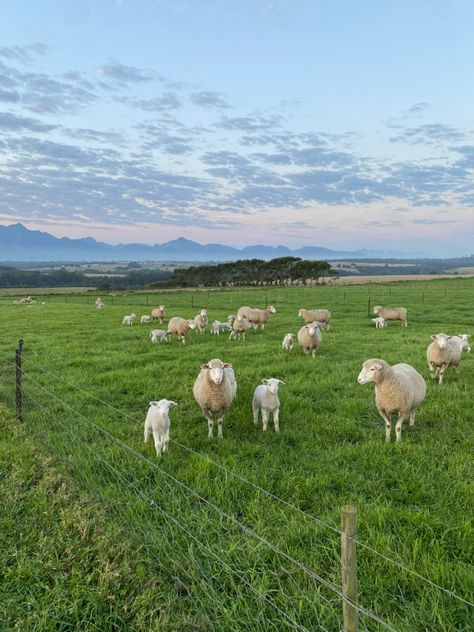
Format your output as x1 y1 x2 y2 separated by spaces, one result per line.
334 273 474 284
0 279 473 631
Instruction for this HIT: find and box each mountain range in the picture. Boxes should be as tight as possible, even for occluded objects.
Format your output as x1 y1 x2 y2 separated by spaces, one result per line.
0 223 403 262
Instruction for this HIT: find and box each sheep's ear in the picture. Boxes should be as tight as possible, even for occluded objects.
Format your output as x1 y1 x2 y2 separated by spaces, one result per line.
373 363 383 370
262 378 269 384
431 335 437 341
447 336 454 340
278 380 286 385
149 401 158 407
201 363 210 369
170 401 178 407
223 363 233 368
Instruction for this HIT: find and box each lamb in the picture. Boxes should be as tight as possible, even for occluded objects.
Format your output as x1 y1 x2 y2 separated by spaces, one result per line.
144 399 178 457
193 308 208 334
455 333 471 353
150 329 171 343
373 306 407 327
357 359 426 442
281 333 295 350
122 313 136 326
237 305 276 330
211 320 232 335
297 321 322 357
140 315 151 324
151 306 165 323
227 314 236 325
371 316 386 328
95 297 103 309
193 358 237 438
230 314 251 341
298 308 331 328
97 302 106 309
427 333 467 384
167 316 196 343
252 378 285 432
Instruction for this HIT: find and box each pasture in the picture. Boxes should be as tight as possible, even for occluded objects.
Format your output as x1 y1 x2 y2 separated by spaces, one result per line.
0 280 473 631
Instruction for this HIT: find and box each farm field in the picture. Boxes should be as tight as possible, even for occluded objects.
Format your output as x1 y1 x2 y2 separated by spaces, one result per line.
0 280 473 631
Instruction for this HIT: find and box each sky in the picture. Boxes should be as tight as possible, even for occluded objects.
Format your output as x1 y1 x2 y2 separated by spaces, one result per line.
1 0 474 257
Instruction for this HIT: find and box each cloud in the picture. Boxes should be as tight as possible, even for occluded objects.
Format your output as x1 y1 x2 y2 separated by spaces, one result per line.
0 43 47 63
0 111 56 132
217 113 285 132
405 102 431 115
0 89 20 103
96 60 155 84
413 218 457 225
121 92 182 111
190 90 231 109
389 123 466 145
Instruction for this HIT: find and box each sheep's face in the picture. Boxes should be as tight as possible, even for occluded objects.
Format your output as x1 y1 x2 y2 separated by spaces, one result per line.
158 399 178 414
268 305 276 314
200 309 207 315
262 378 285 394
298 309 303 317
306 323 317 336
202 360 232 385
431 333 450 349
373 306 382 315
357 361 383 384
187 320 196 329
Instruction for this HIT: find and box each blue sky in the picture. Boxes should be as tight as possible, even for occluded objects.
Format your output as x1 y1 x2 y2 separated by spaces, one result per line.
1 0 474 256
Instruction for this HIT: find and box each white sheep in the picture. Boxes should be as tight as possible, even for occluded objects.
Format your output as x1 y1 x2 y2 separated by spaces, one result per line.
97 302 106 309
122 313 136 326
371 316 386 328
297 321 322 357
227 314 236 325
167 316 196 343
230 314 251 341
150 329 171 343
455 333 471 353
141 315 151 324
237 305 276 330
211 320 232 335
95 297 103 309
144 399 178 457
193 308 208 334
193 359 237 438
298 308 331 327
281 333 295 350
252 378 285 432
427 333 467 384
358 359 426 442
373 306 407 327
151 306 165 322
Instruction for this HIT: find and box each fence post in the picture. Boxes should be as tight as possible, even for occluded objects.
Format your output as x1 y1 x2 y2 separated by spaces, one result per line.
191 294 194 308
367 298 371 318
15 338 24 421
341 505 358 632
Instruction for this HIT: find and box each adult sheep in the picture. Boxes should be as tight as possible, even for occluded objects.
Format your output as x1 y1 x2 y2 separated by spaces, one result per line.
297 321 322 357
193 358 237 438
358 359 426 442
167 316 196 344
427 333 468 384
298 308 331 327
230 315 251 341
373 306 407 327
237 305 276 330
193 309 208 334
151 306 165 323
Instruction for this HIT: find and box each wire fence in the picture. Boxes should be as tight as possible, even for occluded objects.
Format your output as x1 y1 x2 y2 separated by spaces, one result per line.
1 347 473 631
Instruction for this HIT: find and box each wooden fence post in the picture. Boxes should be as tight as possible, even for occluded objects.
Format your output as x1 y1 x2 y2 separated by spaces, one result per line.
367 298 371 318
341 505 358 632
15 339 24 421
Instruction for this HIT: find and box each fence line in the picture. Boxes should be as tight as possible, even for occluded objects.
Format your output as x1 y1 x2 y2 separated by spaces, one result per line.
15 360 474 611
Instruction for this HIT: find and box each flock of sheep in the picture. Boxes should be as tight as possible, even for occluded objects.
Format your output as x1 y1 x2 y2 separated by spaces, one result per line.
93 297 471 454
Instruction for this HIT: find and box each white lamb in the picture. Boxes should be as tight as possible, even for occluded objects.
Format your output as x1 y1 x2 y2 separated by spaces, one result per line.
141 315 151 324
281 333 295 350
372 317 386 328
252 378 285 432
211 320 232 335
150 329 171 343
122 313 136 326
427 333 468 384
455 333 471 353
144 399 178 457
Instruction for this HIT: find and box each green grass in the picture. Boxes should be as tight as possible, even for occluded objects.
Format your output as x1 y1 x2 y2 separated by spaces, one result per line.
0 280 473 631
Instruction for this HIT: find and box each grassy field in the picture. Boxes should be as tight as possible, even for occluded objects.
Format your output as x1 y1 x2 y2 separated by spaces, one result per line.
0 280 473 631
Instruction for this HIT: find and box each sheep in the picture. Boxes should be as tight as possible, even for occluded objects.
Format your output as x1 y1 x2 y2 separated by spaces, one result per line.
252 378 285 432
167 316 196 343
227 314 236 325
297 321 322 357
97 302 106 309
20 296 33 305
193 359 237 438
281 333 295 351
237 305 276 330
150 329 171 343
144 399 178 457
193 308 208 334
455 333 471 353
95 297 103 309
427 333 467 384
371 316 386 328
230 314 251 341
373 306 407 327
357 359 426 442
298 308 331 328
211 320 232 335
122 313 136 326
140 315 151 324
151 306 165 323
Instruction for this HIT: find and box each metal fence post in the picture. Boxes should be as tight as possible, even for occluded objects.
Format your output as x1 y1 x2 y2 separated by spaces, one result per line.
15 338 24 421
341 505 358 632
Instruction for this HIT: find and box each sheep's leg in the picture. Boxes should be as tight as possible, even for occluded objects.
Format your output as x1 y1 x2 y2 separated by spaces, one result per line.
152 430 163 457
252 403 259 426
261 323 265 330
395 412 409 442
217 416 224 439
409 412 416 427
163 429 170 453
439 364 448 384
205 413 214 438
144 423 152 443
273 409 280 433
181 336 186 344
378 409 392 442
428 362 437 379
262 410 269 432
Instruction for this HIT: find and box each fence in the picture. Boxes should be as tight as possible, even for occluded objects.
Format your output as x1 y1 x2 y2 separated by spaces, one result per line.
1 341 473 631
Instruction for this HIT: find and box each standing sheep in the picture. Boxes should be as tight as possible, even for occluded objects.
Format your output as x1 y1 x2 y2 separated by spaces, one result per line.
237 305 276 330
211 320 232 335
144 399 178 457
297 321 322 357
371 317 386 328
193 359 237 438
151 306 165 323
230 315 251 341
298 308 331 327
95 297 104 309
167 316 196 343
427 333 467 384
373 306 407 327
252 378 285 432
122 313 136 326
150 329 171 343
281 333 295 350
141 315 151 324
193 308 208 334
357 359 426 442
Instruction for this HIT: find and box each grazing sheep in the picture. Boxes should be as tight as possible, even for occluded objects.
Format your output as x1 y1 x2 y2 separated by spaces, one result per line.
237 305 277 330
297 321 322 357
227 314 236 325
122 313 136 326
427 333 467 384
20 296 34 305
373 306 407 327
150 329 171 343
230 314 251 341
151 306 165 323
193 308 208 334
358 359 426 442
193 359 237 438
141 315 151 324
144 399 178 457
211 320 232 335
252 378 285 432
372 316 386 328
281 333 295 350
167 316 196 343
298 308 331 328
